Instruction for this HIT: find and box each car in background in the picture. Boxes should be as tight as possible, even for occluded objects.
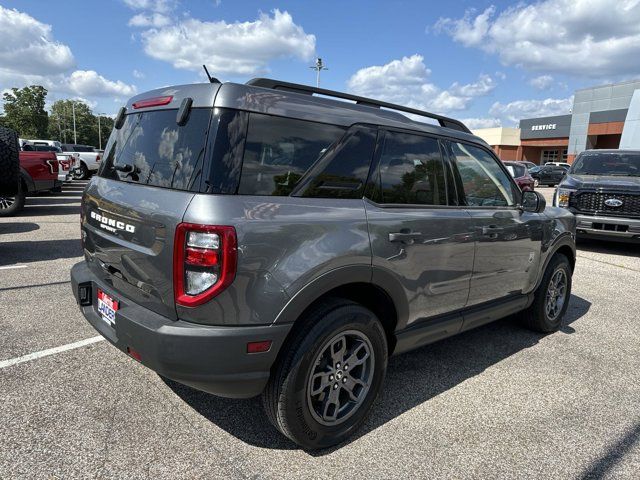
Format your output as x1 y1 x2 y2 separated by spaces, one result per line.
22 144 73 184
529 164 568 187
503 161 534 191
518 160 537 170
61 143 101 179
1 147 61 216
545 161 571 169
554 149 640 242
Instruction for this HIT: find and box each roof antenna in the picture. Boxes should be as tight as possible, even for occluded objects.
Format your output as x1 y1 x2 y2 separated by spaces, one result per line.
202 65 220 83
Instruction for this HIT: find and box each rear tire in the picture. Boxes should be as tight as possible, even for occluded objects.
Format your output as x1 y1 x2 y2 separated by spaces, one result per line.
0 127 20 196
0 180 26 217
263 298 388 450
521 253 572 333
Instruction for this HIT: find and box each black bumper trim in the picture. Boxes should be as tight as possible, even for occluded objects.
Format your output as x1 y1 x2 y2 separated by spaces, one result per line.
71 261 291 398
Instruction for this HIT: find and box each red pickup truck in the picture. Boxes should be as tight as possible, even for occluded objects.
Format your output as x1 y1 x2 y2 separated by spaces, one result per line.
0 149 61 216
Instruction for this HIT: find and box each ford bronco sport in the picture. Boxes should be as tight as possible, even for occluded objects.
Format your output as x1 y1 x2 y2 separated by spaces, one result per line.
71 78 576 449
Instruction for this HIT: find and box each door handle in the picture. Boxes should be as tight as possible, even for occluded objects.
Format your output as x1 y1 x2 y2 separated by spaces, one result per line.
388 232 423 243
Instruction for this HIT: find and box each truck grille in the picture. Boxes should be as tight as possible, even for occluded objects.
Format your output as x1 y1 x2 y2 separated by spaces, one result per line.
571 191 640 218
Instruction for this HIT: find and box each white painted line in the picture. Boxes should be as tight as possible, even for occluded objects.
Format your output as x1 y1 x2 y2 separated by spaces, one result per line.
0 336 105 369
0 265 27 271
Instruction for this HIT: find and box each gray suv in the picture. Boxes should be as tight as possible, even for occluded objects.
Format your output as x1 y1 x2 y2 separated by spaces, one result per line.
71 78 576 449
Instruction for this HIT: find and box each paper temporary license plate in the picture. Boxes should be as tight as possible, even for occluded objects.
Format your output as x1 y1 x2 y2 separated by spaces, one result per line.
97 289 119 326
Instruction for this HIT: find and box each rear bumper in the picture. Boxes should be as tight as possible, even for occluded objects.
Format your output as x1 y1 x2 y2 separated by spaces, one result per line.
70 261 292 398
575 213 640 242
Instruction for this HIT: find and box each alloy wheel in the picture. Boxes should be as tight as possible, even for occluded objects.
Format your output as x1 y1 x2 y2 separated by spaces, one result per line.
545 268 567 321
306 330 375 426
0 196 15 210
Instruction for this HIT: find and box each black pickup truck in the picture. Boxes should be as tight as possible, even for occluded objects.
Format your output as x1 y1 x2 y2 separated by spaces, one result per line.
554 149 640 242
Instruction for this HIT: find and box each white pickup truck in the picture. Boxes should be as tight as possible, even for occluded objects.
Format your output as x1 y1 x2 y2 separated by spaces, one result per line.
60 143 101 179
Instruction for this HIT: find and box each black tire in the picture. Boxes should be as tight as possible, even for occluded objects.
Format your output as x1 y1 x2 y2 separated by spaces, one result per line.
263 298 388 450
0 180 26 217
74 162 89 180
521 253 572 333
0 126 20 196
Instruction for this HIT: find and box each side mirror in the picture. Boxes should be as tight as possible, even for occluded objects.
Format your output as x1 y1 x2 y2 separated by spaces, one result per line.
521 190 546 213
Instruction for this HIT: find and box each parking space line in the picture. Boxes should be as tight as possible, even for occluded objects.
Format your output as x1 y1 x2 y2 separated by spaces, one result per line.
0 336 105 370
0 265 28 270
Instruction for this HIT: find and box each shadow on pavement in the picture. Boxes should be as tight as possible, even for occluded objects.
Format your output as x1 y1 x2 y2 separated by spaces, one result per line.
0 222 40 235
579 421 640 479
16 204 81 217
165 294 592 453
0 238 82 266
577 238 640 258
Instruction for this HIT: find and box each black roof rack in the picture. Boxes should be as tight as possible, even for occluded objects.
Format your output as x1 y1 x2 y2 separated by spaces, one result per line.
245 78 472 134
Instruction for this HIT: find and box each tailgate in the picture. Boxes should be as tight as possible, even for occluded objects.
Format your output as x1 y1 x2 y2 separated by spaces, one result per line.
82 177 194 319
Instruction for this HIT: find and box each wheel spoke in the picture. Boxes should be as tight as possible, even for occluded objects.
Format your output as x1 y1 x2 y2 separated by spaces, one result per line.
322 386 341 422
310 371 332 396
344 342 369 368
330 336 347 365
342 376 367 401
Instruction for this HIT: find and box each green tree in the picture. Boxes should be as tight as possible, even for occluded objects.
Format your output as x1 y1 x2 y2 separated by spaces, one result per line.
48 99 99 146
95 115 115 150
2 85 49 138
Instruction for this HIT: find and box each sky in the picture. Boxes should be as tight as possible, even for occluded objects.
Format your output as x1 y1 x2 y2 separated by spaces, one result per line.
1 0 640 128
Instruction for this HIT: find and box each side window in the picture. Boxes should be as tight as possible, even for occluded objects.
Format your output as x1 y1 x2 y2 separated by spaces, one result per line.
375 131 447 205
294 126 376 199
449 142 516 207
238 113 345 196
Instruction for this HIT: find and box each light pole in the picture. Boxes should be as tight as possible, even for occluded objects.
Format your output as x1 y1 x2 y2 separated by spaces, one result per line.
309 58 328 88
72 101 77 144
97 113 106 150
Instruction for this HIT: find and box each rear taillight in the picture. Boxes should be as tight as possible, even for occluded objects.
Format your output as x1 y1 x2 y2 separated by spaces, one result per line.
45 159 58 174
174 223 237 307
96 154 101 162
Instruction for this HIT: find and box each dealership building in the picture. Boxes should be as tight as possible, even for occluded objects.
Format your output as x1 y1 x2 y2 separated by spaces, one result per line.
474 79 640 164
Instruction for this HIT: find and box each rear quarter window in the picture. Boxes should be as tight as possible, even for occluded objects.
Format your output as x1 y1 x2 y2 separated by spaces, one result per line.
238 113 345 196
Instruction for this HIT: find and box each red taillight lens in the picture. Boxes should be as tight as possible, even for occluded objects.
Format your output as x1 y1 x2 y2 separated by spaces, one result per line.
174 223 237 307
132 96 173 109
185 247 219 266
96 155 101 162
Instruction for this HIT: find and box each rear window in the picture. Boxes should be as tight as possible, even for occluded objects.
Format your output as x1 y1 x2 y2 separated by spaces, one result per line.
505 163 526 177
238 113 345 196
99 108 212 191
74 145 95 152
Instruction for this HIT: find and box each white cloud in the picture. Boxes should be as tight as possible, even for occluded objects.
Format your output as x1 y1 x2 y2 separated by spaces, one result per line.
132 69 145 79
66 70 136 97
489 97 573 125
0 6 136 103
464 117 502 129
435 0 640 78
139 9 316 75
128 13 171 28
529 75 555 90
0 5 74 75
347 55 496 114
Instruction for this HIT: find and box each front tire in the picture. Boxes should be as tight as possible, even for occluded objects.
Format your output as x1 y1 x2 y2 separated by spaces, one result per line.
263 299 388 450
521 253 572 332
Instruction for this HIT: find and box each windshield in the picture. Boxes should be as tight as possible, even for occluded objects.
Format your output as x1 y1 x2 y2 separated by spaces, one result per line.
570 152 640 176
99 108 212 191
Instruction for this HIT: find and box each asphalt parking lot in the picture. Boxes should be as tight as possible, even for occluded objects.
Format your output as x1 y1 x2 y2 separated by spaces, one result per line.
1 185 639 479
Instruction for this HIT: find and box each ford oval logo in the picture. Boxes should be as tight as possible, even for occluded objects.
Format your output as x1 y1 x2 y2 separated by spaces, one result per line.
604 198 623 208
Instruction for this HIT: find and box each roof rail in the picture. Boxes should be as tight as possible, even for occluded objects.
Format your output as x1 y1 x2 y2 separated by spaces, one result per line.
245 77 472 134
